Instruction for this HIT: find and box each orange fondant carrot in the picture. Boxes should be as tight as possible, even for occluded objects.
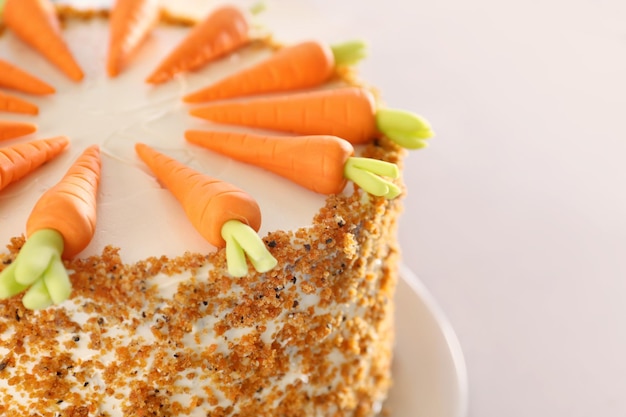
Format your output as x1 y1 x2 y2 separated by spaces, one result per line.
185 130 402 199
0 59 55 95
183 39 367 103
190 86 378 144
3 0 84 81
107 0 161 77
190 86 434 149
186 130 353 194
26 145 101 259
0 120 37 142
135 143 261 247
146 5 250 85
0 91 39 115
0 136 69 191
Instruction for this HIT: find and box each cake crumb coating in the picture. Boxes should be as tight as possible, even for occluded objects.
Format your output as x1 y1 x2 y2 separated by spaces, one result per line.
0 139 405 416
0 4 407 415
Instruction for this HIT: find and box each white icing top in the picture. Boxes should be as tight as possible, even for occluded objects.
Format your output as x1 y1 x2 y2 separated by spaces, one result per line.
0 5 392 415
0 3 330 264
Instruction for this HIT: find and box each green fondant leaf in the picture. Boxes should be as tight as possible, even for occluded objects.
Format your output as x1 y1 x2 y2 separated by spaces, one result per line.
15 229 64 286
221 220 278 277
249 1 266 15
0 229 71 309
22 278 53 310
375 108 434 149
0 262 28 299
344 157 401 199
331 40 368 66
43 259 71 304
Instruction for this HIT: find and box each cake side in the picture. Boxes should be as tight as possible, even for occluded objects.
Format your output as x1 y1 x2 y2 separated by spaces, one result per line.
0 2 414 415
0 137 404 416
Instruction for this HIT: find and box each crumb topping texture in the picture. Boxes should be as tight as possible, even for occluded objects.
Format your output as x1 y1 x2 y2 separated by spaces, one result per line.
0 134 405 417
0 144 403 415
0 5 406 417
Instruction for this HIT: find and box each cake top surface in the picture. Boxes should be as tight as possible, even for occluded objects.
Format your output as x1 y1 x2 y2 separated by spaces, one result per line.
0 0 432 309
0 1 336 264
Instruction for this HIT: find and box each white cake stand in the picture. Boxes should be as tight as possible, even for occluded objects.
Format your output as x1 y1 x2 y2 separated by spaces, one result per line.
384 265 468 417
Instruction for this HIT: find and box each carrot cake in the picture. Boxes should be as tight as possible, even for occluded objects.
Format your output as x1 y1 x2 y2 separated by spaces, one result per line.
0 0 433 415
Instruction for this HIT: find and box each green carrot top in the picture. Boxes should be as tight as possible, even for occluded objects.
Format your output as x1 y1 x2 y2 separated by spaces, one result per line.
0 229 71 310
0 145 101 310
376 108 434 149
330 39 368 66
248 1 266 16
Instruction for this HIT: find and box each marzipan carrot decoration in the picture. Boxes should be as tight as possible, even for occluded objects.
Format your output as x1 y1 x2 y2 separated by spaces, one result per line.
146 4 251 84
0 59 55 95
0 136 69 191
185 130 401 198
0 91 39 115
0 120 37 141
107 0 161 77
190 86 434 149
26 145 101 259
0 145 101 310
3 0 84 81
183 39 367 103
135 143 277 277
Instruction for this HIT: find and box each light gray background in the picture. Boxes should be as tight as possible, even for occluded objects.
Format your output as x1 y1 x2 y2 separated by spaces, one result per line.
35 1 626 415
309 1 626 416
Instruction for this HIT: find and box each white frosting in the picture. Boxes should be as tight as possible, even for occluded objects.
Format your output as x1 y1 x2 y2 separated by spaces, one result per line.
0 1 331 264
0 259 387 415
0 3 393 415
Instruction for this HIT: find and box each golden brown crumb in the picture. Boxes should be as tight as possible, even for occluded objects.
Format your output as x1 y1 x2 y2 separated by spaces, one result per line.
0 6 407 417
